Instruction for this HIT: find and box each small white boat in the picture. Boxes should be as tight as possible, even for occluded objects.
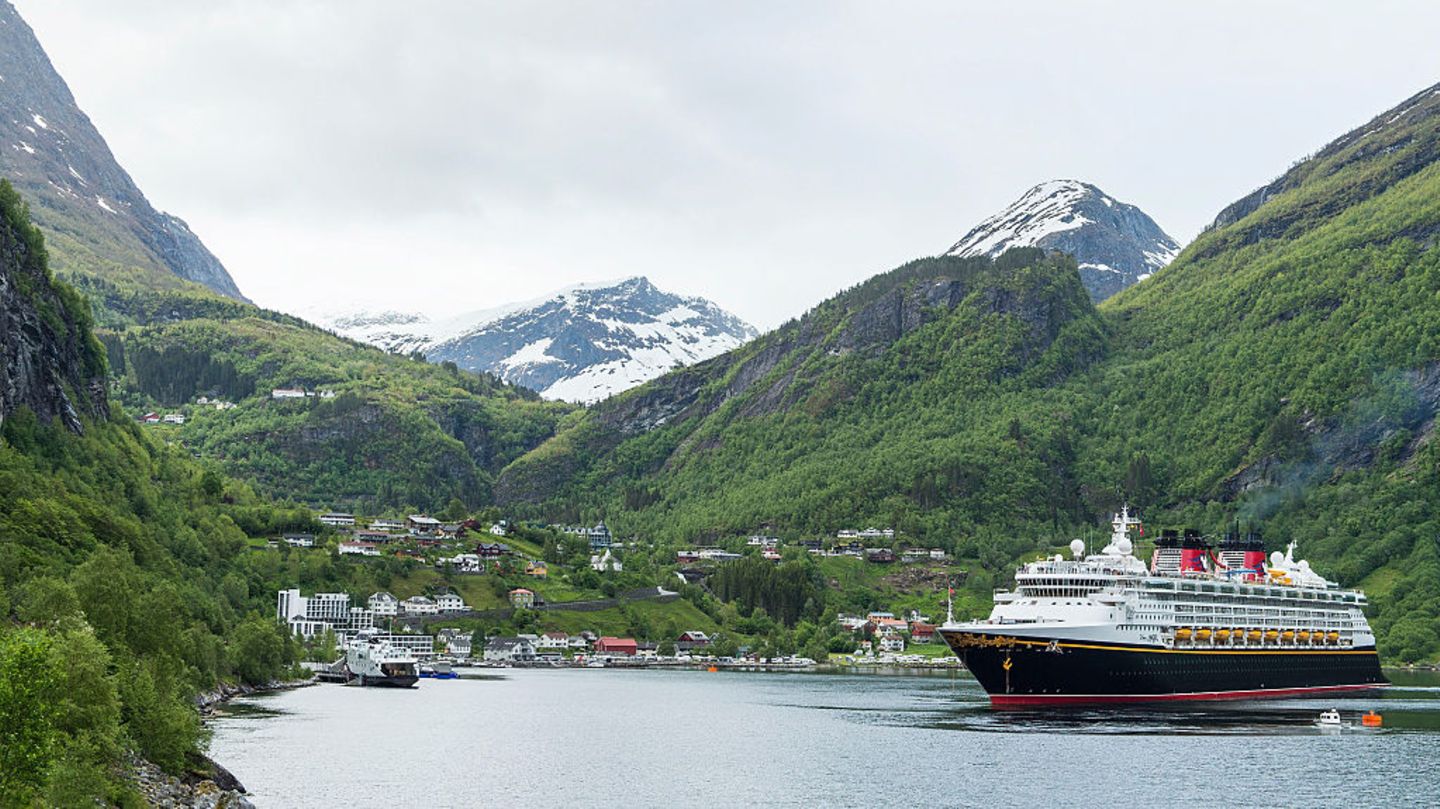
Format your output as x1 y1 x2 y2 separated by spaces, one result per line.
1317 709 1343 729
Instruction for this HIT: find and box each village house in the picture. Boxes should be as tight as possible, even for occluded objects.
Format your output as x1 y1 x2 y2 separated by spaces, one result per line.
141 412 161 423
489 521 509 536
401 595 439 615
871 618 909 637
568 635 589 650
338 541 379 557
761 548 782 561
407 515 443 535
354 530 392 543
799 539 823 553
676 550 701 564
318 512 356 528
901 548 929 563
909 622 936 643
676 631 711 653
476 542 509 558
162 413 186 425
436 628 471 658
484 637 537 663
836 614 868 632
508 588 536 608
283 533 316 548
369 519 405 532
537 632 569 650
590 548 622 572
368 592 399 617
435 591 467 613
866 548 896 563
271 388 306 399
595 637 638 656
445 553 483 574
698 549 742 561
879 635 905 653
746 535 780 547
525 560 548 578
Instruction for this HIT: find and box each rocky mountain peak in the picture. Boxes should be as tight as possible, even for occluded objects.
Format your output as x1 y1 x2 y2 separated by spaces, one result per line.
0 1 246 301
944 179 1180 302
319 277 758 404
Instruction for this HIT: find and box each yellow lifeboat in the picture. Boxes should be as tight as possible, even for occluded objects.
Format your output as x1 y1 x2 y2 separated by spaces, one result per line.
1175 628 1193 641
1297 630 1311 642
1327 631 1340 643
1216 629 1232 641
1196 628 1213 641
1265 629 1280 642
1281 630 1296 642
1246 629 1262 643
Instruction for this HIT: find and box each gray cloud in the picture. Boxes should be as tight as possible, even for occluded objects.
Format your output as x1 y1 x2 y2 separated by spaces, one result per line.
15 1 1440 327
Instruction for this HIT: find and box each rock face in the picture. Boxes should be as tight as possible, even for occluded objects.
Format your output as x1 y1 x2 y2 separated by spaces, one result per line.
944 180 1180 302
0 2 247 301
0 181 107 432
322 277 758 404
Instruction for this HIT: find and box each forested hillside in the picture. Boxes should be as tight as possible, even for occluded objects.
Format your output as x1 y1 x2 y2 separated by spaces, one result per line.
496 81 1440 663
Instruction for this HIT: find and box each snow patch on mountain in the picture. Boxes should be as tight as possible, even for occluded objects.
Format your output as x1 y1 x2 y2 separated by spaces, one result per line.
944 179 1181 302
318 277 757 404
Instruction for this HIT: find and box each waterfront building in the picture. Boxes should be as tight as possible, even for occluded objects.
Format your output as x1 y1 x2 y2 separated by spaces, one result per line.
595 637 638 656
484 637 537 662
879 635 905 653
537 632 569 650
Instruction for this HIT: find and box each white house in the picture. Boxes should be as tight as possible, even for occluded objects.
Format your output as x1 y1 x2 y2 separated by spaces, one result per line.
489 521 509 536
370 519 405 532
368 592 399 617
435 591 467 613
484 637 537 662
271 388 306 399
338 541 379 557
401 596 439 616
590 548 623 572
162 413 186 425
318 512 356 527
879 635 905 653
445 553 483 573
537 632 569 650
283 533 315 548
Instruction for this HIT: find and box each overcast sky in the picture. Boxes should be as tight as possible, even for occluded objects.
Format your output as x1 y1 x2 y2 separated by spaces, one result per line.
15 1 1440 328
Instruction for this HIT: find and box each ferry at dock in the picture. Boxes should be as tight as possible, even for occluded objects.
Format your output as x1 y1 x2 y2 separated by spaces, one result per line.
345 629 420 688
939 507 1386 706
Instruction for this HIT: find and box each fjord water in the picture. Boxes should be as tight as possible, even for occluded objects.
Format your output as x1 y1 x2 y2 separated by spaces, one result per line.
211 669 1440 808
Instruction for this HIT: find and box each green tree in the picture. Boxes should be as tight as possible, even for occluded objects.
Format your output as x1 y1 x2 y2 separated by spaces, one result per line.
0 627 60 803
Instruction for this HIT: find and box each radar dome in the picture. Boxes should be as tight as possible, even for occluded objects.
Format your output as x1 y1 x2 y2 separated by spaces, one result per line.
1270 550 1284 567
1116 536 1133 555
1070 539 1085 558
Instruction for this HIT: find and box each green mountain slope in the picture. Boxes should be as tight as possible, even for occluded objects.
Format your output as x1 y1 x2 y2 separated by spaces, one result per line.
497 81 1440 662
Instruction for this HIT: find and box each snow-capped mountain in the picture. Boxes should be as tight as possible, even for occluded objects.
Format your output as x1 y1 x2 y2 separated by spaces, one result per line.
944 180 1180 302
321 277 758 404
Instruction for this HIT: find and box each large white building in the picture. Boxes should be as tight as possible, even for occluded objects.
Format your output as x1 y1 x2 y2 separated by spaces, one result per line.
435 591 467 613
276 589 374 638
401 596 439 615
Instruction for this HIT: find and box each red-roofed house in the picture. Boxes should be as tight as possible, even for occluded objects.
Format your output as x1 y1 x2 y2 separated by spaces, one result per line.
909 622 936 643
595 637 637 656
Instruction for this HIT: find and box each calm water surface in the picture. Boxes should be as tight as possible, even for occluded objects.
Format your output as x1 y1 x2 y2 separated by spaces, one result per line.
210 667 1440 808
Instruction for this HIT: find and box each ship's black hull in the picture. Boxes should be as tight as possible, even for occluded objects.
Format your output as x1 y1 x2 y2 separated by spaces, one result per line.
940 629 1386 706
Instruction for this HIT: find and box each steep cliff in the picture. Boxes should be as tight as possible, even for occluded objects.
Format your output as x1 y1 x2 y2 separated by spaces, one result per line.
0 179 106 432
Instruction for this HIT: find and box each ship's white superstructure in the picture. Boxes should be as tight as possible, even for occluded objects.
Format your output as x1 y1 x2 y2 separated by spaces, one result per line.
345 628 420 687
949 507 1375 651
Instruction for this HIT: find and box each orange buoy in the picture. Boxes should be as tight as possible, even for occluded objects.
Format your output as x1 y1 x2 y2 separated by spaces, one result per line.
707 665 718 672
1361 711 1383 727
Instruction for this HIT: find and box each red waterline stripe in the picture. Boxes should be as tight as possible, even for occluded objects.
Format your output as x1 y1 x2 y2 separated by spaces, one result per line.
988 683 1380 707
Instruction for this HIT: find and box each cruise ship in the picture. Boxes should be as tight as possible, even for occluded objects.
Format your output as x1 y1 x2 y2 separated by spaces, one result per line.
345 629 420 687
939 507 1386 705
